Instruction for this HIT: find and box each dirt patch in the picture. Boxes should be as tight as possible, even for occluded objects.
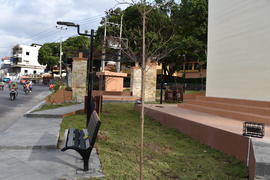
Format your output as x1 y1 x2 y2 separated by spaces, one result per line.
46 89 72 104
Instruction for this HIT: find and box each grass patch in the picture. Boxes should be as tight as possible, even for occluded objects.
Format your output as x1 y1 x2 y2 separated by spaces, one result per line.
60 103 248 180
34 102 79 112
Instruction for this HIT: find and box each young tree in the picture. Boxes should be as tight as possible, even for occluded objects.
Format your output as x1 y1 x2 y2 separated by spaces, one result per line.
111 1 175 179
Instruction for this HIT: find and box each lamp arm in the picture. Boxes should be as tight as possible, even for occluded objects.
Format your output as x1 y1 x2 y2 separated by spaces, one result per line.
76 25 91 37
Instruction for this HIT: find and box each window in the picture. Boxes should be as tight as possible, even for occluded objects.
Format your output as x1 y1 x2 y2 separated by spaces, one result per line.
194 63 200 70
33 70 37 74
185 63 193 70
26 52 30 55
24 70 28 74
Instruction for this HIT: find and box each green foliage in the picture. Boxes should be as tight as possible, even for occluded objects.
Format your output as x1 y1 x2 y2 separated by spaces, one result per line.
63 36 89 57
38 42 59 69
38 36 89 69
53 80 64 91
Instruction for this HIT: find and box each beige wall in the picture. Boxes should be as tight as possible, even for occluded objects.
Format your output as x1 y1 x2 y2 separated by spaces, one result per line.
206 0 270 101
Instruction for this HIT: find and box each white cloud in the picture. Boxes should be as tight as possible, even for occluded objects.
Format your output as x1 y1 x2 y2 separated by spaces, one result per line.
0 0 126 57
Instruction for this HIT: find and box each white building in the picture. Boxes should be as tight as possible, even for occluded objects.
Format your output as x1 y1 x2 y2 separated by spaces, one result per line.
206 0 270 101
11 44 45 76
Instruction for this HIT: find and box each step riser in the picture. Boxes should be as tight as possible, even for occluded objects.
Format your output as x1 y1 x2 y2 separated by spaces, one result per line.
185 101 270 117
179 104 270 125
196 96 270 108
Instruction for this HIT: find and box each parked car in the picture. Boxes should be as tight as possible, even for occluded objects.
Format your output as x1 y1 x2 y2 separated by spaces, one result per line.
3 77 11 83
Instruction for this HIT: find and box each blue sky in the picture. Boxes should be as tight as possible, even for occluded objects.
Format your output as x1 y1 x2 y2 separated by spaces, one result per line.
0 0 127 58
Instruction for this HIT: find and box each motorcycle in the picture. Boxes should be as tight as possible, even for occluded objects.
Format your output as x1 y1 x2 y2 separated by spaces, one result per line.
0 82 4 91
49 84 54 91
23 84 32 95
24 87 30 95
10 89 17 101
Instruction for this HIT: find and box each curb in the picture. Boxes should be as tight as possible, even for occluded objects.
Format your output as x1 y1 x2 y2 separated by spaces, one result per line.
0 144 57 150
24 100 46 116
24 113 63 118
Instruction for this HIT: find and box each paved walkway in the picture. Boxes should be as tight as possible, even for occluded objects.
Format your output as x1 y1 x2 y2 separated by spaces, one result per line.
0 103 103 180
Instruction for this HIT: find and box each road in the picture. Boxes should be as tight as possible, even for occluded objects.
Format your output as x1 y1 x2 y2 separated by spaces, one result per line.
0 84 50 132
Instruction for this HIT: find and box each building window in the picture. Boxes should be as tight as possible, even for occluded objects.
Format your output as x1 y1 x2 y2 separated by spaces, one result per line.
194 63 200 70
185 63 193 70
24 70 28 74
33 70 37 74
26 52 30 55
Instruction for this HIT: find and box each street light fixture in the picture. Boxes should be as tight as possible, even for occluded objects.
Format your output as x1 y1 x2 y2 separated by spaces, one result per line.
57 21 95 127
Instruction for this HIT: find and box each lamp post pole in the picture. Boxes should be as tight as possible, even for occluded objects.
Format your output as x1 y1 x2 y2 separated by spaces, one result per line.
56 21 95 127
87 29 95 126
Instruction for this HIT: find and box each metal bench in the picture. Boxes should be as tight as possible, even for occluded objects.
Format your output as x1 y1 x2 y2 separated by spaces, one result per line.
243 121 264 138
61 111 101 171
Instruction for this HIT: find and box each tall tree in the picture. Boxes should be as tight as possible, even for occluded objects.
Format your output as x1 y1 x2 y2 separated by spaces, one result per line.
38 36 90 70
38 42 59 70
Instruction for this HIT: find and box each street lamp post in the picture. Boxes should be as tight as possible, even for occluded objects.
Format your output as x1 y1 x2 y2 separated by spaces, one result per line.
57 21 95 127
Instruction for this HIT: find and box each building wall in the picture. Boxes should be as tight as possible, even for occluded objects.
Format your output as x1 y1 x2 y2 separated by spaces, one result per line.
19 45 41 66
206 0 270 101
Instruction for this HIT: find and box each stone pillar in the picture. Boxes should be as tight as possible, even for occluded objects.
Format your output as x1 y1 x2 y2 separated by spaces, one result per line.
130 63 157 102
72 52 87 102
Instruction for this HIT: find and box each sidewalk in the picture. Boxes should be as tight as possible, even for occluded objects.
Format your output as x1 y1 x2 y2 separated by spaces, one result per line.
0 103 104 180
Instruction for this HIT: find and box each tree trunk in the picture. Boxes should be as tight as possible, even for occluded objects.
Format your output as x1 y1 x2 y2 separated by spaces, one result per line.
140 7 146 180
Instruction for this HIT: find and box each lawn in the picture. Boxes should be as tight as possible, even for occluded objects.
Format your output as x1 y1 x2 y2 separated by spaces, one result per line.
60 103 248 180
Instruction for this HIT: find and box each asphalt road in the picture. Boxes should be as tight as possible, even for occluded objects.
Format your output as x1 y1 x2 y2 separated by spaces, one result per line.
0 84 50 132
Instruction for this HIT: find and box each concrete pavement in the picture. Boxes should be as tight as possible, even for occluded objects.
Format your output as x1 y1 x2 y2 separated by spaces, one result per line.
0 85 50 132
0 103 104 179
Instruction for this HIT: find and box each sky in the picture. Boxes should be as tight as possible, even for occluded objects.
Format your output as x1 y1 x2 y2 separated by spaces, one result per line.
0 0 128 58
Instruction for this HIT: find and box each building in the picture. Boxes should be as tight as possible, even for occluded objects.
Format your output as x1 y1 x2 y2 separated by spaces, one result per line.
0 57 12 78
206 0 270 101
11 44 45 76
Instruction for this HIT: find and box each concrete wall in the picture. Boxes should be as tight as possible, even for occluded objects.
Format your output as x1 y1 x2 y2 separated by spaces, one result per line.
130 63 157 102
72 59 87 102
207 0 270 101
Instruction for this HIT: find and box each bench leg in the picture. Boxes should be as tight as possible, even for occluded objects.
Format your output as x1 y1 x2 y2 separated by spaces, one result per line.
83 158 89 171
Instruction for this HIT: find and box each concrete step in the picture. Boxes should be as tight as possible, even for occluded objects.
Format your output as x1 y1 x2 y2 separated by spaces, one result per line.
195 96 270 108
184 100 270 117
252 140 270 179
178 103 270 125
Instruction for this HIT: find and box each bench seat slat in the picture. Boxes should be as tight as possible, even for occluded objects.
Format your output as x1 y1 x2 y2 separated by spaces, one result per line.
81 129 90 149
66 128 75 147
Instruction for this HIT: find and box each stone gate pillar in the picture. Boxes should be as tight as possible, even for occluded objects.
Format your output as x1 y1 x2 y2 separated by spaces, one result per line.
130 62 157 102
72 53 87 102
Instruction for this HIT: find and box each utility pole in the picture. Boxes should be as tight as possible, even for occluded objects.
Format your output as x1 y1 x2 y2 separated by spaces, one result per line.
116 14 123 72
101 16 107 72
101 10 124 72
56 26 67 79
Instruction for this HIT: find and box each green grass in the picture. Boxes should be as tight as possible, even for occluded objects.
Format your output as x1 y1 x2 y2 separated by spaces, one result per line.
34 102 79 112
60 103 248 180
